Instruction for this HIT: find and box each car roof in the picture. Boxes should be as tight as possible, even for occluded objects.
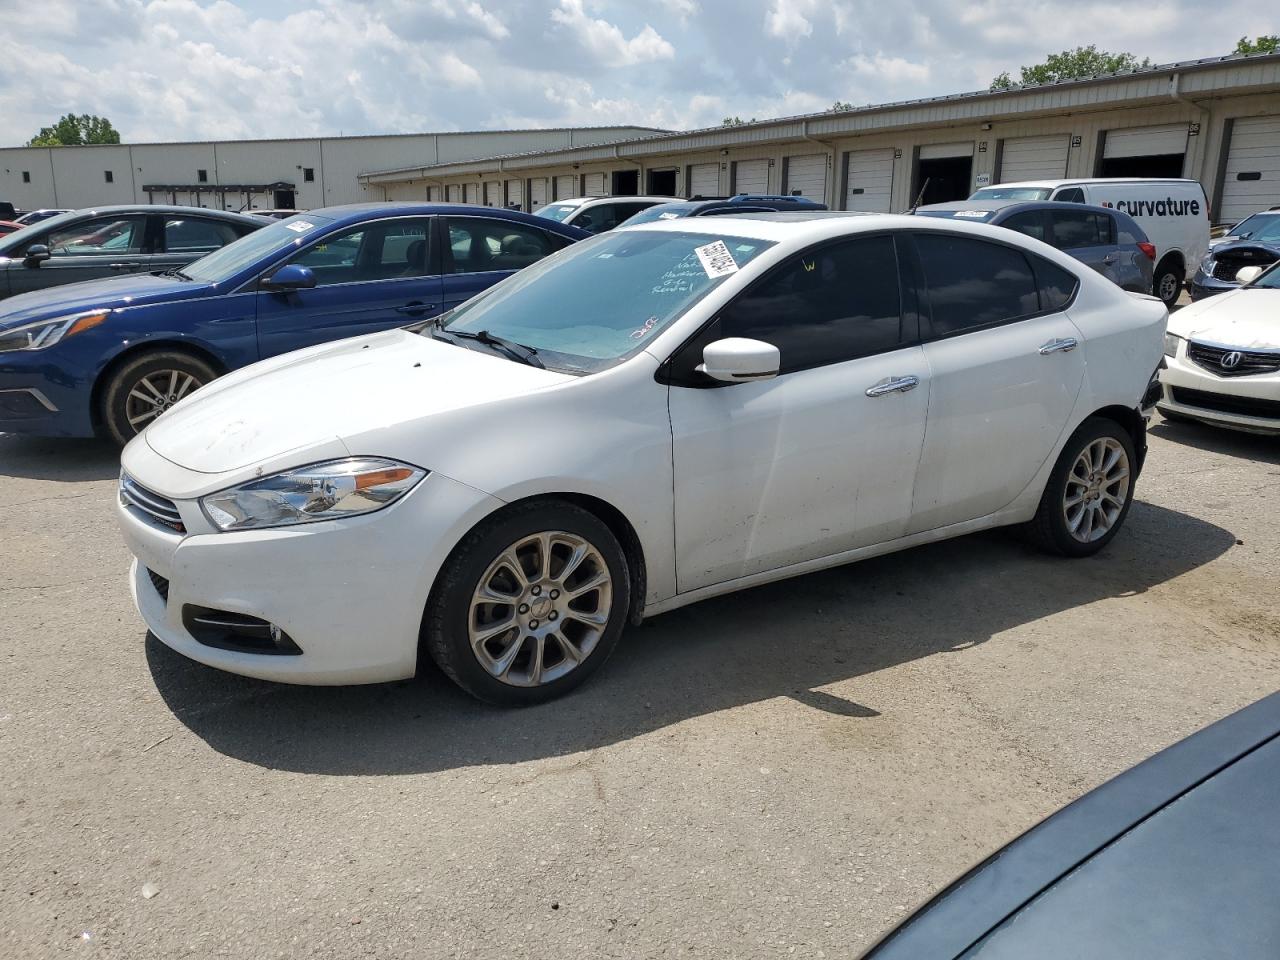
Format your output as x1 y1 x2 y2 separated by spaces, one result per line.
54 204 262 222
553 196 674 208
860 691 1280 959
986 178 1200 189
918 199 1139 220
303 202 590 236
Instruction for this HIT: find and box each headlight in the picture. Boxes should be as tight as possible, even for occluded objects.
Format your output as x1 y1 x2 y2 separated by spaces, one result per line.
1163 333 1181 358
1199 254 1215 274
0 310 110 352
201 458 426 531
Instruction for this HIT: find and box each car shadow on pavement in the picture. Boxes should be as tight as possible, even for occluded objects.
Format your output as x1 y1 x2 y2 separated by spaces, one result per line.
147 501 1237 776
1150 418 1280 465
0 433 120 481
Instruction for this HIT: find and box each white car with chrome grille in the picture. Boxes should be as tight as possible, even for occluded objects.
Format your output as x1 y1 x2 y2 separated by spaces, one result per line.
117 212 1166 705
1158 262 1280 433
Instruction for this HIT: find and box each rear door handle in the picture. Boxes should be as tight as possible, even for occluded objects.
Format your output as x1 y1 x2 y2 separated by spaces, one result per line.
395 302 436 315
865 375 920 397
1039 337 1078 355
1103 253 1119 263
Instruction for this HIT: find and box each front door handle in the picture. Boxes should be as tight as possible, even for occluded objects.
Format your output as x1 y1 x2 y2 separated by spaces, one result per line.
1039 337 1078 355
865 375 920 397
395 302 436 315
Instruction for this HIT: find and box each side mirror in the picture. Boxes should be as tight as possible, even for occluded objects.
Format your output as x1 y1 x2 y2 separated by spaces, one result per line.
1235 265 1264 285
261 263 316 291
698 337 780 383
23 243 50 266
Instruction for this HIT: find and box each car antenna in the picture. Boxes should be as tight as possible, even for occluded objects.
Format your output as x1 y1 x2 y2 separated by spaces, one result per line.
907 178 931 214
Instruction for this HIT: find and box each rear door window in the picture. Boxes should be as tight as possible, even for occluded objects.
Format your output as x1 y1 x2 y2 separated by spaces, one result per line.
1050 210 1114 249
1000 210 1047 242
914 233 1040 336
163 217 240 254
1052 187 1086 203
445 217 554 273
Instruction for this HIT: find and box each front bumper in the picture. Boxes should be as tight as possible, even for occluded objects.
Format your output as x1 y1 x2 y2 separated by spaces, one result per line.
0 352 96 436
119 470 504 685
1157 344 1280 434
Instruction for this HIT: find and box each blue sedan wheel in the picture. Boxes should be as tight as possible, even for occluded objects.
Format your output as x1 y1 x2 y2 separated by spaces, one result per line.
101 350 217 445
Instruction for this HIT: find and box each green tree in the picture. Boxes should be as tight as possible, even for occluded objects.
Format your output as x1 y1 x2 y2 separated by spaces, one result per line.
829 100 855 112
721 116 756 127
1235 35 1279 55
27 114 121 147
990 46 1152 91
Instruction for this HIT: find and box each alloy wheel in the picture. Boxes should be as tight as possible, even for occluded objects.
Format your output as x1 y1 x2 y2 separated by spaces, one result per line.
468 530 613 687
125 369 204 432
1062 437 1130 543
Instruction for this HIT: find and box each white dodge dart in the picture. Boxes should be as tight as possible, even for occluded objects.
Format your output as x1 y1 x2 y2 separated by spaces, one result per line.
1159 262 1280 433
117 212 1166 704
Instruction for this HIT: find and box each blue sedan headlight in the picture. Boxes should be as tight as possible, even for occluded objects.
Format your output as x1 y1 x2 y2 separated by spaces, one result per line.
0 310 110 352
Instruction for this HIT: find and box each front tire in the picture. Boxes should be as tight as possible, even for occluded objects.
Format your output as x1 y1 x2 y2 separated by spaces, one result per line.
101 350 217 445
1025 417 1137 557
424 500 630 706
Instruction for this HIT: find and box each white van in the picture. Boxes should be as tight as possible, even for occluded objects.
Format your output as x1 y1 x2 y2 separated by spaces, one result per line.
969 178 1210 306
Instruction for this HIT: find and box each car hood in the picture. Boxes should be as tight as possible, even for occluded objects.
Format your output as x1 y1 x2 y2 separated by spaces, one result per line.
143 329 576 475
1208 239 1280 257
1168 288 1280 348
0 272 216 327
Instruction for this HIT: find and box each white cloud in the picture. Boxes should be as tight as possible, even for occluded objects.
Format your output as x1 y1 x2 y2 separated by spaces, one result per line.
549 0 675 65
764 0 815 40
842 54 930 85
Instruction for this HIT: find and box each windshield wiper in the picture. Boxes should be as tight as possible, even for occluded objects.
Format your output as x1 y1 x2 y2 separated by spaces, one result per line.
161 267 194 281
446 329 545 368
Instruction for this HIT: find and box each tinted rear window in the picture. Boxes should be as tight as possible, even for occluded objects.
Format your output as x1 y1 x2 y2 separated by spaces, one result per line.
915 234 1039 336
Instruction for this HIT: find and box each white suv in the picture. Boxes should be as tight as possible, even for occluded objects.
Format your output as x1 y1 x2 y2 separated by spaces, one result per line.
118 213 1166 704
533 195 673 233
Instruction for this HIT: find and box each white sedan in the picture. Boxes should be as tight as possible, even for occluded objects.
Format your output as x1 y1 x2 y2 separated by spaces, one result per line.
1159 262 1280 433
117 213 1166 704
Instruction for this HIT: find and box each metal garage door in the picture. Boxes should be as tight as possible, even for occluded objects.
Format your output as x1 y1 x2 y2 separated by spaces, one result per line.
464 183 479 204
583 173 607 196
1219 116 1280 224
999 134 1069 182
447 184 462 202
919 142 973 160
844 148 895 212
733 159 769 195
1104 123 1188 159
688 162 719 198
529 178 548 209
784 153 827 202
555 175 576 200
427 185 441 202
483 181 500 206
505 179 523 210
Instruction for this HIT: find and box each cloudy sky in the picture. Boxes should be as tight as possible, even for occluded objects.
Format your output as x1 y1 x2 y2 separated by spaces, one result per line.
1 0 1273 146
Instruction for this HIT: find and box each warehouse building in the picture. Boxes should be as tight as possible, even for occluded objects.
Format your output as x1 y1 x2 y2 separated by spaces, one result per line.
0 126 663 213
360 52 1280 224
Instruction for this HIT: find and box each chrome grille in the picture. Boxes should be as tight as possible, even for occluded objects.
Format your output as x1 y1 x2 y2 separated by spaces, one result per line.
120 474 185 533
1187 341 1280 378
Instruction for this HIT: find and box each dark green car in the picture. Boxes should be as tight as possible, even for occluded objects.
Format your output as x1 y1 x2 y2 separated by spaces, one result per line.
0 205 263 299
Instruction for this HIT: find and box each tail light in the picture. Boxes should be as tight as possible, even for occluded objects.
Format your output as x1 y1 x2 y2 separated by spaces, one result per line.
1138 242 1157 261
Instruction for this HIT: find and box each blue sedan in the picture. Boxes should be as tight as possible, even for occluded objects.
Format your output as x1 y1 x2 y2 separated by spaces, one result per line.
0 203 589 442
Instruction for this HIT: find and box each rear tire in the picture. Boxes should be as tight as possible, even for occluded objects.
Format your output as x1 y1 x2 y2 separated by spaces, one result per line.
1024 417 1137 557
101 350 217 446
1153 260 1183 308
424 500 630 706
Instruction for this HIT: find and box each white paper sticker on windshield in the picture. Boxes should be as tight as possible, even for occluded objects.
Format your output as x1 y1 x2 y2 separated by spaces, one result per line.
285 220 315 233
694 240 739 278
953 210 990 219
658 212 680 220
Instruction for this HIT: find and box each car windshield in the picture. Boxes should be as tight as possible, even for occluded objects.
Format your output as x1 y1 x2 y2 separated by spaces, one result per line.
1251 262 1280 288
532 203 579 223
183 214 332 283
435 229 775 372
1226 214 1280 242
620 203 699 227
970 187 1053 201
